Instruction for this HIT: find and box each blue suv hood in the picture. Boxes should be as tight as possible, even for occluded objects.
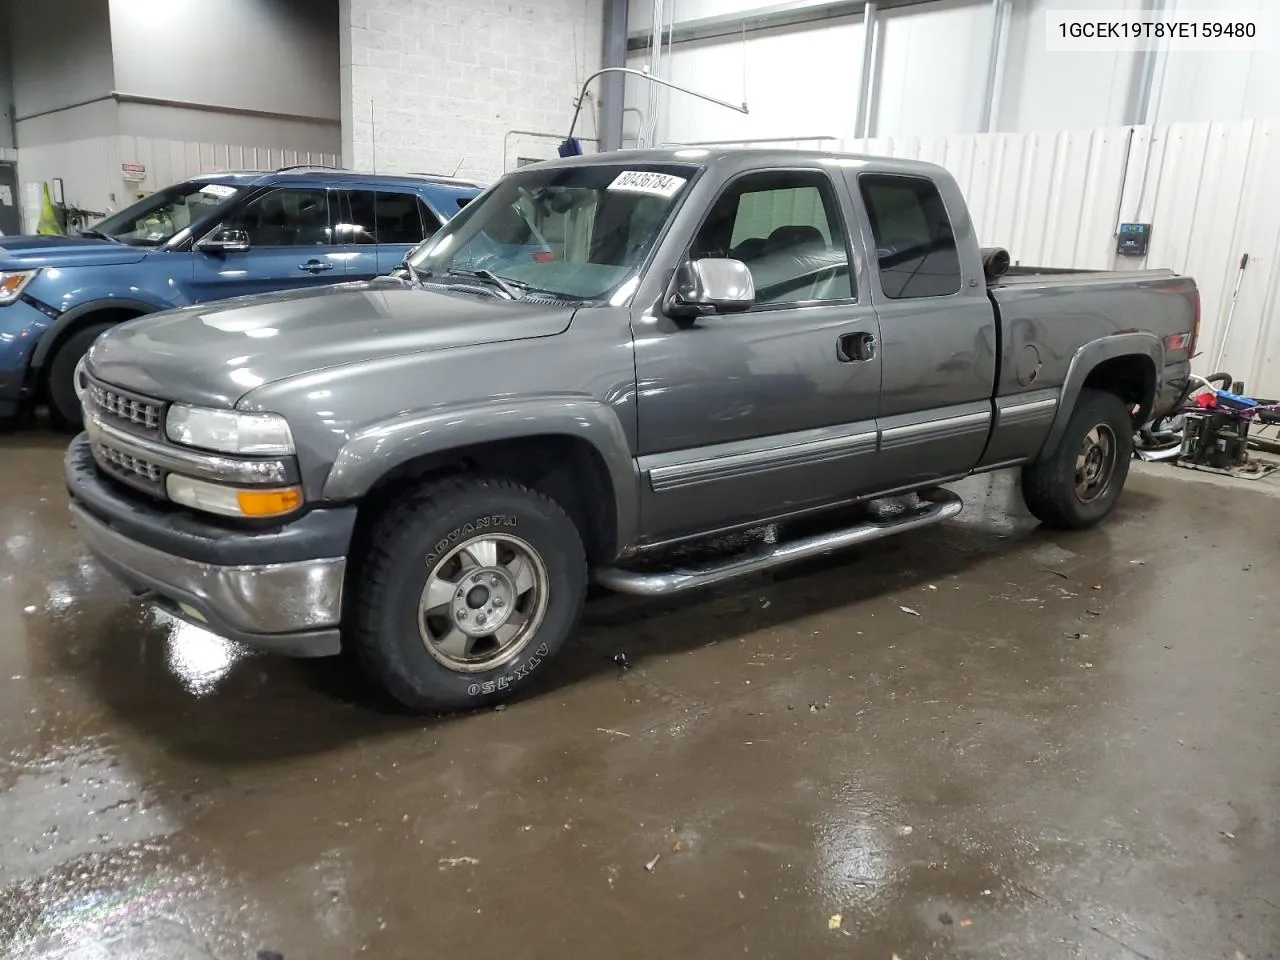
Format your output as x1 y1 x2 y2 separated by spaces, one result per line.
0 235 149 269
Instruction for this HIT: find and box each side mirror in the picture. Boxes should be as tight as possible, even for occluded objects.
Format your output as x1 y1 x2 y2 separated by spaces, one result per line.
196 227 251 254
667 258 755 318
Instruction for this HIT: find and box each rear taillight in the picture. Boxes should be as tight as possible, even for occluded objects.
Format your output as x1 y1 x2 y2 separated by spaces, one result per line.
1190 289 1201 356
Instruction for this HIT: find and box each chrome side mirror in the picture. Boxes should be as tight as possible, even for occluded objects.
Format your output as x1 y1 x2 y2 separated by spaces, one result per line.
667 258 755 317
196 227 251 254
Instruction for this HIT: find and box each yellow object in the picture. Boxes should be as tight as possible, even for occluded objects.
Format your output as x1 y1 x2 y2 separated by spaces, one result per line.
36 182 63 235
236 487 303 517
827 914 842 930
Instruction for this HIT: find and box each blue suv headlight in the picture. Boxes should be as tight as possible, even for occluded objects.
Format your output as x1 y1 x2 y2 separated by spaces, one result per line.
0 269 38 305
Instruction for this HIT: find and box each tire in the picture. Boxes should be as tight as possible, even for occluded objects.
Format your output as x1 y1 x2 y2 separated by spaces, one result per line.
1021 388 1134 530
47 322 113 430
349 475 587 712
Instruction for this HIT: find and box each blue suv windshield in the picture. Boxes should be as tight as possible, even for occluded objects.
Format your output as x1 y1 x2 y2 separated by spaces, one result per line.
93 181 245 247
407 163 697 301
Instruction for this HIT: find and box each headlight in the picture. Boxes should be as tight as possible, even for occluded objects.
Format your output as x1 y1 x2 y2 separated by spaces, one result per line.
0 270 37 305
166 404 294 456
166 475 302 518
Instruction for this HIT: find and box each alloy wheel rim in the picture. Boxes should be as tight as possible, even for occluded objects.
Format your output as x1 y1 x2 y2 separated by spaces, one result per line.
417 534 549 673
1075 423 1117 504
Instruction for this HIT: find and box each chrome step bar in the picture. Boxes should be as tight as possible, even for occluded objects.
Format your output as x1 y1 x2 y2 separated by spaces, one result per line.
594 488 964 597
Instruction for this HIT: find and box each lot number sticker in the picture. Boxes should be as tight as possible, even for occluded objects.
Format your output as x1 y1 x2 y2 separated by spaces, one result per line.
199 183 238 199
609 170 687 197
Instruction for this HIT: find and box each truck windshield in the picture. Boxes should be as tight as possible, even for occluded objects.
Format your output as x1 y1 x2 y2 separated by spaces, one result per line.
92 181 245 247
407 163 697 301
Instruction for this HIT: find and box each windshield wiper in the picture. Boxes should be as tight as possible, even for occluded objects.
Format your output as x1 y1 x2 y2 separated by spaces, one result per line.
445 267 525 300
401 258 425 286
79 230 120 243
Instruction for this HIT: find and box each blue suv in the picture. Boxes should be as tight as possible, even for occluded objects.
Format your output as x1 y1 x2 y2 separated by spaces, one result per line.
0 166 484 426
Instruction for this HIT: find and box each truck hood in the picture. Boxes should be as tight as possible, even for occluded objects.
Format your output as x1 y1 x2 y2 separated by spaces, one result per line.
86 279 577 408
0 235 150 269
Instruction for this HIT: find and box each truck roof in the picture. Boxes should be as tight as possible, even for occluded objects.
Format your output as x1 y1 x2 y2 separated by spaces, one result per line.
530 146 949 180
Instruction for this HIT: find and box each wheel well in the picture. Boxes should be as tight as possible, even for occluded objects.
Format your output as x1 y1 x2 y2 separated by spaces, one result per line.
1082 355 1157 424
35 308 146 389
352 435 619 566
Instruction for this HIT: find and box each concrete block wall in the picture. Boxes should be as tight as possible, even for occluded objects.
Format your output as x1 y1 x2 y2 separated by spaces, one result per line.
341 0 603 181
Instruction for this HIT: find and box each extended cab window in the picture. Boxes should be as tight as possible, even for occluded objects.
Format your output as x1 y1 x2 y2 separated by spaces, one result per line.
691 170 853 306
222 188 333 247
341 190 440 244
859 174 960 299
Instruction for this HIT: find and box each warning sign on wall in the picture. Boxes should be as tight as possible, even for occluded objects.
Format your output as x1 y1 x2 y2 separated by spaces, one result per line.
121 163 147 182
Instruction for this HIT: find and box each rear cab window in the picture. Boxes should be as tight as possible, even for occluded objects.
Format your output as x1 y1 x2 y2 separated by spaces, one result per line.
858 174 961 299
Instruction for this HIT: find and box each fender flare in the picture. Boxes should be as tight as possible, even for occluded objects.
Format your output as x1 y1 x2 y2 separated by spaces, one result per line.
1040 331 1163 457
30 298 164 369
322 395 641 556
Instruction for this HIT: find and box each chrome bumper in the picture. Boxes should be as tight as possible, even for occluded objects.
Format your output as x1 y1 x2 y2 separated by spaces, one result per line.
70 501 345 657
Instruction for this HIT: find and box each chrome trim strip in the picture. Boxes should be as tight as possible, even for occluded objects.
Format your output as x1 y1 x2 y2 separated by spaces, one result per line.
649 430 877 492
71 501 345 635
84 412 296 486
998 396 1058 424
880 411 990 450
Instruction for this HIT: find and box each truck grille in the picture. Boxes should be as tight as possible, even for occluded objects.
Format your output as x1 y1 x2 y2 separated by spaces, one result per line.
87 379 163 433
92 438 166 495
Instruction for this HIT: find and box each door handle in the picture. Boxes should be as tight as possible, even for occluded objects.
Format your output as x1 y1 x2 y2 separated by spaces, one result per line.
299 259 334 273
837 332 877 363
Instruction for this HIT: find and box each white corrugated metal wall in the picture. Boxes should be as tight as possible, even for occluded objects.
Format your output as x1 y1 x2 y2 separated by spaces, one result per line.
855 120 1280 397
14 137 339 236
683 120 1280 398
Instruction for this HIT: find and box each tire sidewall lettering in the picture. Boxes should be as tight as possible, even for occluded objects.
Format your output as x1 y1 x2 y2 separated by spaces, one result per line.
425 513 519 567
466 642 551 697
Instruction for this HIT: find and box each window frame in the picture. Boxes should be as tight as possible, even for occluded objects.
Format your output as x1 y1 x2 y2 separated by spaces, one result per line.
209 185 338 251
855 172 963 301
680 166 860 312
340 188 379 245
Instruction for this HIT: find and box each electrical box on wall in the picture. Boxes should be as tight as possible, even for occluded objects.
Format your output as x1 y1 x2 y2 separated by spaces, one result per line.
1117 223 1151 257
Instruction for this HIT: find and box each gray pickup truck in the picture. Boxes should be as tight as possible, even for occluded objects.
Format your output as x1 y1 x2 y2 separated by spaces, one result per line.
66 148 1199 711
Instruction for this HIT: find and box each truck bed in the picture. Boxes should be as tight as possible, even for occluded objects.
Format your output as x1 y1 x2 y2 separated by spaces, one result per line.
993 266 1180 287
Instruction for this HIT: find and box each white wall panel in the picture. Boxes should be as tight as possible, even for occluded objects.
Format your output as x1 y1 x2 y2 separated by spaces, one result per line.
872 0 989 137
849 120 1280 397
15 137 337 230
632 0 1280 139
109 0 341 122
651 17 860 146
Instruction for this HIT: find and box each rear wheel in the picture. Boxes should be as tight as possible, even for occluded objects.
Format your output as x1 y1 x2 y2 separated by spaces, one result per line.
46 322 112 430
349 476 587 712
1021 388 1134 529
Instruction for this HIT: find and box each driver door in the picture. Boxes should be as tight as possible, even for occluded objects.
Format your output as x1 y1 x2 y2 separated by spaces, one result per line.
633 168 884 543
190 187 344 301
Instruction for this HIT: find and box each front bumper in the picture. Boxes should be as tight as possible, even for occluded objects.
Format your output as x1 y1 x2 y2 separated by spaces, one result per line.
66 435 354 656
0 298 53 415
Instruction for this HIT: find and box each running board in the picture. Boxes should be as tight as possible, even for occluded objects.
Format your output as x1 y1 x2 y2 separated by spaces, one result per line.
594 489 964 597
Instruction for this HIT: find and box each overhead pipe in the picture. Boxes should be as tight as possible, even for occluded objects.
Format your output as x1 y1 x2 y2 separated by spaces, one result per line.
977 0 1007 133
566 67 748 144
853 1 878 140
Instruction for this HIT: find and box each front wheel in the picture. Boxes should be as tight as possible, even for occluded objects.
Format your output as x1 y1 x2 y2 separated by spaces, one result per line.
1021 388 1134 529
349 476 587 712
47 323 113 429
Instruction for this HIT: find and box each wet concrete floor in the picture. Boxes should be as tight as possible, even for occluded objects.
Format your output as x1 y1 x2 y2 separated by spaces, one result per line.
1 426 1278 959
